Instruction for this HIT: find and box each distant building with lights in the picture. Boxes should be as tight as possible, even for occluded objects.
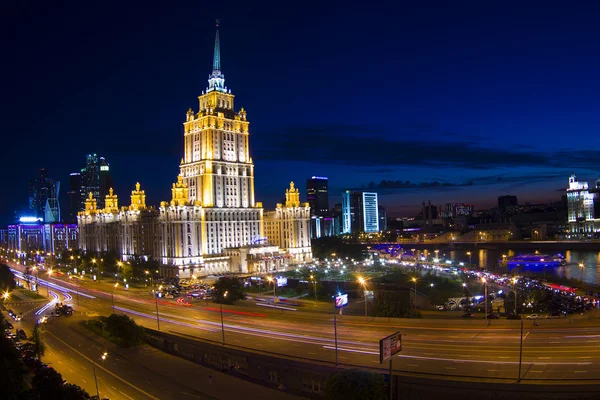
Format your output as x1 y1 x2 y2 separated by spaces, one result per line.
5 217 78 254
341 191 379 234
306 176 334 238
566 174 600 236
28 168 60 223
77 154 114 211
77 22 311 277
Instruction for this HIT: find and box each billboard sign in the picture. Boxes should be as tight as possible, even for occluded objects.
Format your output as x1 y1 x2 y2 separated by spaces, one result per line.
379 331 402 363
335 293 348 308
276 276 287 287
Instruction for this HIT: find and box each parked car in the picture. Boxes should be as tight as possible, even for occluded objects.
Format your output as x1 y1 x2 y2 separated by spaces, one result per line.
16 329 27 340
526 314 542 319
506 313 521 320
546 312 561 319
485 313 500 319
461 312 474 318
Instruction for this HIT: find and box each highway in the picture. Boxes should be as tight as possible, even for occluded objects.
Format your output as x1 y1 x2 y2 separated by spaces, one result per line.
10 265 600 383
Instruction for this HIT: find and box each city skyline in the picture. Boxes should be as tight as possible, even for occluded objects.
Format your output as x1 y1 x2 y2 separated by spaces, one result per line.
4 3 600 222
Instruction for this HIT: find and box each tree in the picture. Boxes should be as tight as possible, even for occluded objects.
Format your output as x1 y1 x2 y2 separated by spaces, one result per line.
325 369 387 400
104 314 145 347
0 263 16 293
213 277 246 304
30 366 91 399
0 313 28 398
32 323 46 361
373 291 411 318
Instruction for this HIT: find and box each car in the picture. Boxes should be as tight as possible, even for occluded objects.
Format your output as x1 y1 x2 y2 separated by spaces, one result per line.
485 313 500 319
546 312 561 319
526 314 542 319
505 313 521 320
4 321 14 329
461 312 474 318
16 329 27 340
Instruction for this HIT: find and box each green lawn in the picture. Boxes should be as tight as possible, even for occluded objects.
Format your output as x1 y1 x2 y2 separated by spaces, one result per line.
20 289 46 299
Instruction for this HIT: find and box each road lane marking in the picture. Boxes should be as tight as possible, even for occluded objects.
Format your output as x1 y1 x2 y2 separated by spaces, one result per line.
119 391 135 400
44 330 160 400
530 370 543 373
487 370 499 372
445 367 456 370
579 356 592 359
538 357 551 359
82 379 87 383
111 385 118 390
565 335 600 338
574 371 588 373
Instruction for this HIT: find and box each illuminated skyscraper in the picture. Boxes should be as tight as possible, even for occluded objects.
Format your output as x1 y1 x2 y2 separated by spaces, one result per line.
567 174 600 236
28 168 60 223
342 191 379 234
78 21 310 277
79 154 113 210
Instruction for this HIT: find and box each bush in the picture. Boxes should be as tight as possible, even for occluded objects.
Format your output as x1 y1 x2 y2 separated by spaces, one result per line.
325 368 387 400
104 314 144 347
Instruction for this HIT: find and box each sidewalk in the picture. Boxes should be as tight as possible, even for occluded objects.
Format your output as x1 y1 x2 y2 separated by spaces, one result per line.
68 320 307 400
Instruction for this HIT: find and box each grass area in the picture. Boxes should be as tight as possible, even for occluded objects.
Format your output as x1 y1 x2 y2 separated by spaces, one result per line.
20 289 46 299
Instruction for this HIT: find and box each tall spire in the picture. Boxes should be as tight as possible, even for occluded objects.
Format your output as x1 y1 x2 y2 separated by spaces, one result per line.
207 19 226 93
213 19 221 73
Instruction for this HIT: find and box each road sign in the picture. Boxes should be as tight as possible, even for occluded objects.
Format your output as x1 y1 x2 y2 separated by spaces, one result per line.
335 294 348 308
379 331 402 363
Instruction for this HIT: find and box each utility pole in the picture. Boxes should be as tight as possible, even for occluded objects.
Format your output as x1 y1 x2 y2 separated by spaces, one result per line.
518 319 524 382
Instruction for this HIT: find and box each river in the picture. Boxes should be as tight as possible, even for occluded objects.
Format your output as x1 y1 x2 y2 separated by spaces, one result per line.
403 248 600 285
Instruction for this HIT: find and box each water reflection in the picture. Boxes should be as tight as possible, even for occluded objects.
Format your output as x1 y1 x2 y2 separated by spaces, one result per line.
415 248 600 285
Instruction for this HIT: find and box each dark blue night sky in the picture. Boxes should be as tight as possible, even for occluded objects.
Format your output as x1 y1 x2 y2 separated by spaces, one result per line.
3 1 600 223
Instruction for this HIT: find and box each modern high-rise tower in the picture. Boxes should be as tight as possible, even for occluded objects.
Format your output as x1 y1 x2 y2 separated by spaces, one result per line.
342 191 379 234
306 176 329 216
28 168 60 222
79 154 113 210
66 173 81 223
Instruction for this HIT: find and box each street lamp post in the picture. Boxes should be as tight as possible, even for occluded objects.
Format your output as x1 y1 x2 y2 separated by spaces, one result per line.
310 275 317 303
46 269 53 296
482 277 488 325
579 263 584 281
411 277 417 310
220 291 228 346
466 252 472 269
112 283 118 314
155 293 160 331
92 352 108 400
358 276 367 317
512 278 519 316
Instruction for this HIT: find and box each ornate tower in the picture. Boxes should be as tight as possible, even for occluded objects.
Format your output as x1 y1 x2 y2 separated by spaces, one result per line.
180 20 254 209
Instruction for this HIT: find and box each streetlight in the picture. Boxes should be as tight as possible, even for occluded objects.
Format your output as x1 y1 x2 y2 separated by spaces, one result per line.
358 276 367 317
411 277 417 310
466 252 472 268
579 263 585 281
145 270 154 291
482 277 488 324
92 351 108 400
155 287 160 331
112 283 118 314
46 269 53 296
220 291 228 346
512 277 519 316
3 291 9 301
310 275 317 303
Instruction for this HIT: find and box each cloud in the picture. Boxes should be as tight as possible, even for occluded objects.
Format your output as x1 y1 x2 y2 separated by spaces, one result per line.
255 124 600 171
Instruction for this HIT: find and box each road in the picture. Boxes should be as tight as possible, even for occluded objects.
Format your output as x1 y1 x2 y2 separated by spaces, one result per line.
9 264 600 383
